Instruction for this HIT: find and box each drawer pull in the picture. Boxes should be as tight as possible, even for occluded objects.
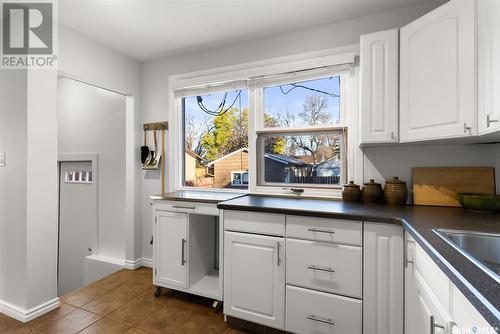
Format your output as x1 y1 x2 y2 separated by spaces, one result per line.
181 239 186 265
307 314 335 326
173 205 195 210
308 228 336 234
307 265 335 273
277 241 281 266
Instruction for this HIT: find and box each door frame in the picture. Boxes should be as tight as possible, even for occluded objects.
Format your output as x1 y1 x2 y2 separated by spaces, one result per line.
57 73 137 269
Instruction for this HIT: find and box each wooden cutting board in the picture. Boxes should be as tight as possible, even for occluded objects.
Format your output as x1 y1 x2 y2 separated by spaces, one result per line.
412 167 496 207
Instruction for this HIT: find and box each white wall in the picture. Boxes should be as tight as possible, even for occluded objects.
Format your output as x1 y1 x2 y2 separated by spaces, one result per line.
0 71 28 310
0 24 142 320
58 78 127 260
0 69 59 317
364 143 500 195
59 25 143 264
140 0 446 260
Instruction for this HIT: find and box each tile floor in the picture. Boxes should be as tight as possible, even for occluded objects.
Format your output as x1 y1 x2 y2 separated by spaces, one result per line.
0 267 244 334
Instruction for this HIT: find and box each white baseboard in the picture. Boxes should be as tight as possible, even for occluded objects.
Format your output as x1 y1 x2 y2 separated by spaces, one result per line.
0 297 60 323
124 257 153 270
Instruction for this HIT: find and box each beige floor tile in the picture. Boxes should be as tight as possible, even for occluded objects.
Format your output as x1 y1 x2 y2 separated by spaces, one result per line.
26 303 77 331
61 283 114 307
0 313 34 334
79 317 132 334
35 308 101 334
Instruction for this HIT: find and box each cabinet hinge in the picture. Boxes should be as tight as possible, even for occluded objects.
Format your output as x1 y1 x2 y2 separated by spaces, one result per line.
154 216 157 224
154 269 157 276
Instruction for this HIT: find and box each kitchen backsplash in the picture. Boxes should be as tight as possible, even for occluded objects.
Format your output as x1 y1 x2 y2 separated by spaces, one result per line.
363 142 500 194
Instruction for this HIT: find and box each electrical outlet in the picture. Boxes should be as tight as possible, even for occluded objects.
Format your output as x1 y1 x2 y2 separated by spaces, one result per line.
0 153 5 167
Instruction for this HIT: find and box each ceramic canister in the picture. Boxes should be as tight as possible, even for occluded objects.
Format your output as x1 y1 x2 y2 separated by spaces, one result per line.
342 181 362 202
362 179 384 203
384 176 408 206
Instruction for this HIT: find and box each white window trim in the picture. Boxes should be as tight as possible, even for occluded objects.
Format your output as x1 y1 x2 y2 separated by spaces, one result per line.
231 171 249 187
168 44 363 198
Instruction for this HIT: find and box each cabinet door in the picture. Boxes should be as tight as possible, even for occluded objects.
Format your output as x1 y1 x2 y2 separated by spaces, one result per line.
363 223 404 334
154 211 188 288
404 233 451 334
224 231 285 330
360 29 399 144
478 0 500 134
400 0 476 142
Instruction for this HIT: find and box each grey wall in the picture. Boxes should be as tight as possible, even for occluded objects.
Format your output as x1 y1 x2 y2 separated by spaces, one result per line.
58 78 127 260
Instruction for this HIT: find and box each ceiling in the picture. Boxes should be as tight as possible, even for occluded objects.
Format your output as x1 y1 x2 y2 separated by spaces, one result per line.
59 0 433 62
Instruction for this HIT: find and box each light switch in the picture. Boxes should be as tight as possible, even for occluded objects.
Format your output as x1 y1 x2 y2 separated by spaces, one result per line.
0 153 5 167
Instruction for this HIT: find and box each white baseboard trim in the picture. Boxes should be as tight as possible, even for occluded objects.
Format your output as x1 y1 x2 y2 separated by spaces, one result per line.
0 297 60 323
124 258 153 270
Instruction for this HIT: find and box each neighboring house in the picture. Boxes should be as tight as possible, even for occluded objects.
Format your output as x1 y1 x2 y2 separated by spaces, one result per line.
264 153 311 183
185 149 203 185
312 157 341 177
207 148 249 188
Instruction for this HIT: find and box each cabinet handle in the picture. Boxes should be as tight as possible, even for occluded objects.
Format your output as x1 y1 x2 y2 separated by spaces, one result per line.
404 236 415 268
181 238 186 266
307 265 335 273
308 228 336 234
307 315 335 326
430 316 445 334
277 242 281 266
173 205 195 210
487 115 498 128
464 123 472 134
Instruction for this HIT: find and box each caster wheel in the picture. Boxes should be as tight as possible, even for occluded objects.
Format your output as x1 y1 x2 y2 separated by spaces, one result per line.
154 286 162 298
212 300 222 313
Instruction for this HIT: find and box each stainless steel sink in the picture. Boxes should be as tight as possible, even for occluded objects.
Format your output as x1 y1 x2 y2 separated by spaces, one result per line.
433 229 500 282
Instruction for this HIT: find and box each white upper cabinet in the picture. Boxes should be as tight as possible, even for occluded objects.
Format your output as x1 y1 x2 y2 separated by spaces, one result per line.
360 29 399 144
478 0 500 134
400 0 476 142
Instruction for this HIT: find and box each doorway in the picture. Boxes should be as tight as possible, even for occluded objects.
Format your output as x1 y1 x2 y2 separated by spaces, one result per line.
57 77 127 295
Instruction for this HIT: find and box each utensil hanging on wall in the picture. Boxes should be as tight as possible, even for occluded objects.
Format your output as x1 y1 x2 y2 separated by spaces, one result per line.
143 130 162 170
141 131 150 164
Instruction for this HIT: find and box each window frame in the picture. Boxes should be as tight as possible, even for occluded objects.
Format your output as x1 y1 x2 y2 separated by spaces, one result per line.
168 45 362 198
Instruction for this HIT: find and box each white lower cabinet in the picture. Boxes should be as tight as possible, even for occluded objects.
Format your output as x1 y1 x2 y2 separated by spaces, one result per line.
286 285 362 334
154 210 188 288
223 231 285 330
363 223 404 334
286 238 362 298
404 232 494 334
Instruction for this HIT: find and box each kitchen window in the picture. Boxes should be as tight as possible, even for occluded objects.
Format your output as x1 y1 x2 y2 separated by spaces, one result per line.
255 75 347 189
171 49 359 197
181 89 249 190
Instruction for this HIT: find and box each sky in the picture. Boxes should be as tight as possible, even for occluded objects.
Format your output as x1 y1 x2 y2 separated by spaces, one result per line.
183 75 341 128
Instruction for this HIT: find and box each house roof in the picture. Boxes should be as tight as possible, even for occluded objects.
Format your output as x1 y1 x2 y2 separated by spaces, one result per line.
206 148 248 166
185 148 203 161
313 157 342 169
265 154 311 167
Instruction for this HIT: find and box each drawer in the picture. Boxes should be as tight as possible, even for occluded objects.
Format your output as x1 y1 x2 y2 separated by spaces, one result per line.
224 210 285 236
155 201 219 215
286 285 362 334
286 215 362 246
286 239 362 298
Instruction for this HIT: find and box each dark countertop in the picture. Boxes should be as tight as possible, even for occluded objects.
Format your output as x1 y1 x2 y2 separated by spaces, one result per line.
149 190 245 204
218 195 500 328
